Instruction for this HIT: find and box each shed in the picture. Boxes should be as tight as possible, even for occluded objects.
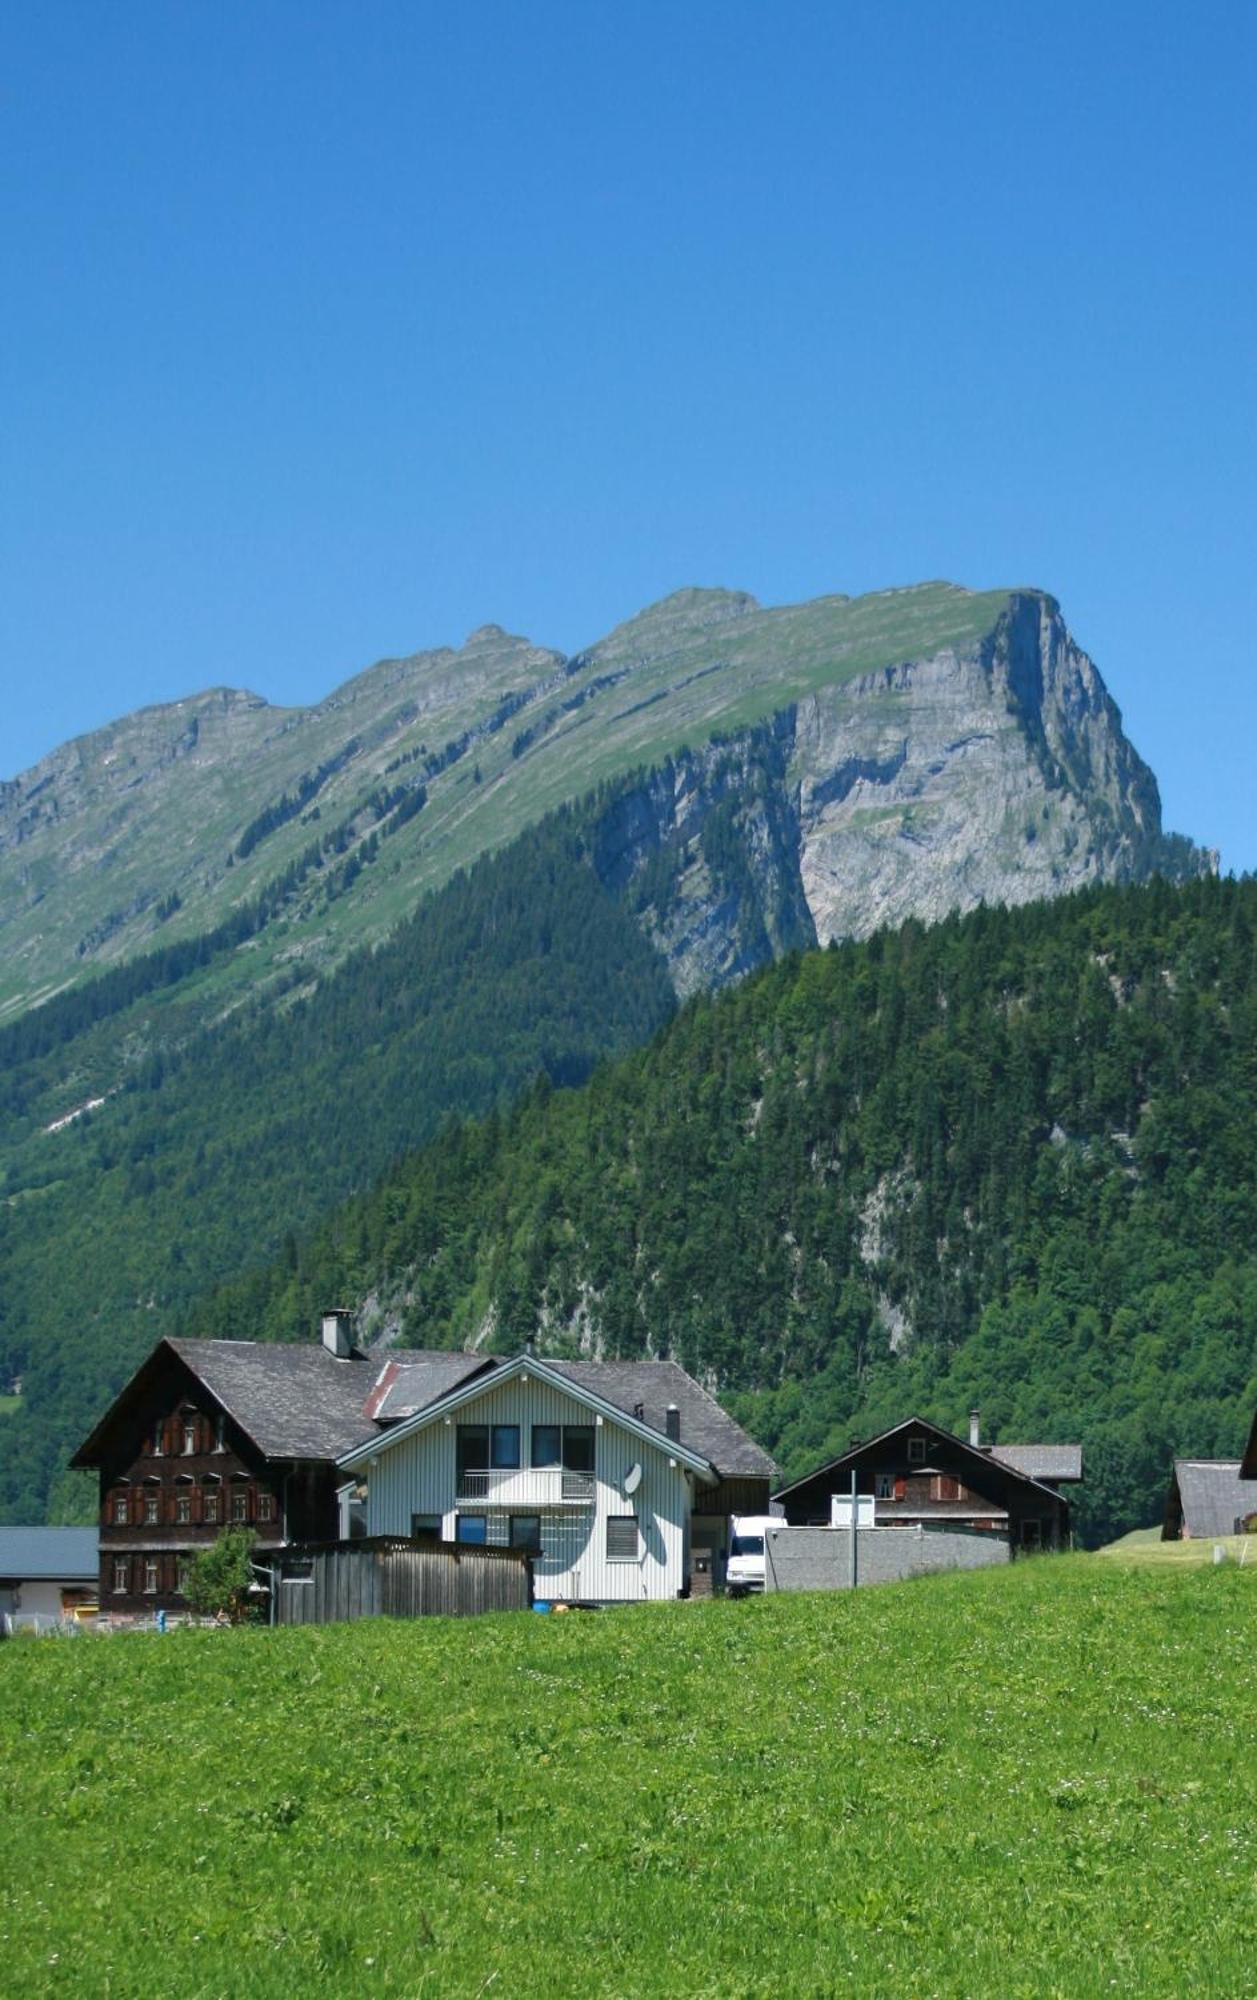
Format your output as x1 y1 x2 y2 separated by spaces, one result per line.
0 1527 99 1627
1162 1460 1255 1540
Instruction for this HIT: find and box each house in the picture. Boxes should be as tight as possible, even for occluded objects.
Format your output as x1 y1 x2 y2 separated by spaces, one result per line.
0 1527 99 1629
1162 1460 1255 1540
71 1311 495 1615
773 1411 1081 1552
338 1351 776 1603
72 1312 773 1611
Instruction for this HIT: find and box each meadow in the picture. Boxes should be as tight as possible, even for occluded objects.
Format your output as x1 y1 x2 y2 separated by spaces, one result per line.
1 1556 1253 1998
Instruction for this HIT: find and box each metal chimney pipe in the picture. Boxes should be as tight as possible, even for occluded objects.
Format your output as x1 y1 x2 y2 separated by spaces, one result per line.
969 1407 981 1448
665 1404 681 1443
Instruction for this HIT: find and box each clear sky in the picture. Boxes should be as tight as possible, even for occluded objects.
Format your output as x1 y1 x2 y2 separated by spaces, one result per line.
2 3 1253 867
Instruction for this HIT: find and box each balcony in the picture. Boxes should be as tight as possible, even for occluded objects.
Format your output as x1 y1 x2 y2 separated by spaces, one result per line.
455 1467 595 1506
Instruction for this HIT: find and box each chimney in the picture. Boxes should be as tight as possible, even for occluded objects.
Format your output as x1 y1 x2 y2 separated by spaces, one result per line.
524 1333 536 1359
321 1309 354 1360
665 1403 681 1443
969 1407 981 1448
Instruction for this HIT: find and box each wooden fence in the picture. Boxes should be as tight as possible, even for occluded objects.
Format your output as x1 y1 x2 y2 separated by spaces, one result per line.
273 1537 532 1626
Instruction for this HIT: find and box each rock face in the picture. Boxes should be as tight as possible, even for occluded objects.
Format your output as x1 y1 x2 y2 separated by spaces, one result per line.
792 590 1182 947
586 592 1209 993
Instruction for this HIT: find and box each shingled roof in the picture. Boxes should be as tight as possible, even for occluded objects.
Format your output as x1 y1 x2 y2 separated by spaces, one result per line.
985 1443 1083 1484
1163 1459 1254 1540
367 1352 494 1422
164 1339 383 1460
0 1526 98 1581
544 1359 777 1480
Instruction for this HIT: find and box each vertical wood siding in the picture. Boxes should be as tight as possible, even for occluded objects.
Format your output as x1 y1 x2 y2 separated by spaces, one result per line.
366 1375 693 1601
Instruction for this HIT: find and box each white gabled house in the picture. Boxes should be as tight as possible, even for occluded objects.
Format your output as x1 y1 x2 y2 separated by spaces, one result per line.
337 1352 776 1604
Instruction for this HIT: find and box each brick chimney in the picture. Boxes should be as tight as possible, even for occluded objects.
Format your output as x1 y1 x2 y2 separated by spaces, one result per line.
321 1309 354 1360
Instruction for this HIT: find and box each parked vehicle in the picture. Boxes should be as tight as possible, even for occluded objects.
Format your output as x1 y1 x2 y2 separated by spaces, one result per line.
726 1516 778 1596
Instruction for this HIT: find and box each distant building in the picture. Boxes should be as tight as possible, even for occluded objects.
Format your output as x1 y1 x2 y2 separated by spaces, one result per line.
774 1411 1081 1552
72 1312 774 1612
1162 1459 1255 1540
0 1527 98 1629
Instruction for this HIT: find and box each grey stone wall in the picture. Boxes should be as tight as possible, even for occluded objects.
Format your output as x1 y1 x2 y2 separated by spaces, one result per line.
762 1524 1010 1592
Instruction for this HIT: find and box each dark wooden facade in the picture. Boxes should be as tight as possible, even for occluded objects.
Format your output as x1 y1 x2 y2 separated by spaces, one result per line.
775 1418 1073 1552
85 1349 342 1613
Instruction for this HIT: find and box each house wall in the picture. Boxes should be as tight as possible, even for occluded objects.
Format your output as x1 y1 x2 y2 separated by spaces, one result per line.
365 1373 693 1602
763 1524 1011 1592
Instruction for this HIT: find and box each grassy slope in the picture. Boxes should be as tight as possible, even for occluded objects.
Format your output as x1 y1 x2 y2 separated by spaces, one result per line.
1 1557 1253 1998
0 584 1010 1024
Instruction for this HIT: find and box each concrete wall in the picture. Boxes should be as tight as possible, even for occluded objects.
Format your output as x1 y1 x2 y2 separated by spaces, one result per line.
763 1524 1010 1592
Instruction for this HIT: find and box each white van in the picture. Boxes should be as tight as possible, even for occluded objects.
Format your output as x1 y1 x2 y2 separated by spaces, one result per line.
726 1515 779 1596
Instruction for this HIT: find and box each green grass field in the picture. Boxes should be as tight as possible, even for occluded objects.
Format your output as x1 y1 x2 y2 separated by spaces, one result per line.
1 1556 1253 1998
1099 1527 1257 1567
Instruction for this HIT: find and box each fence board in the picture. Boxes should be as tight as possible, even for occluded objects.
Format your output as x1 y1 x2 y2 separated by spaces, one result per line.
274 1538 531 1627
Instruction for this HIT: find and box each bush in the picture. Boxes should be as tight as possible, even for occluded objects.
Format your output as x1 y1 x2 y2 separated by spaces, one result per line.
183 1528 257 1622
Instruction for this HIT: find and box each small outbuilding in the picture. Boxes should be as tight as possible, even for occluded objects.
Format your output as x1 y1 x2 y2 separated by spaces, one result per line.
1161 1460 1255 1541
0 1527 99 1629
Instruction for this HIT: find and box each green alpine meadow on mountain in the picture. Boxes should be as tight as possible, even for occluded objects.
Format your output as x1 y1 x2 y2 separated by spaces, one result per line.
0 581 1228 1528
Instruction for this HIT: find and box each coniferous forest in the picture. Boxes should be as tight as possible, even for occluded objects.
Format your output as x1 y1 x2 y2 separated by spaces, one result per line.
174 873 1257 1546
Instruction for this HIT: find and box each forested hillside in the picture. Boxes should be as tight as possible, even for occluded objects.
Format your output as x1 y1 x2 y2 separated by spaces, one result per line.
184 875 1257 1544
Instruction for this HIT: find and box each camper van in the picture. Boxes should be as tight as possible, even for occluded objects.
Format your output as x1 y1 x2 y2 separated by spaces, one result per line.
726 1516 778 1597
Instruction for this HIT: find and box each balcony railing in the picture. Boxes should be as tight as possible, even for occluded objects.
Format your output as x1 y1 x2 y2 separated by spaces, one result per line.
455 1467 595 1505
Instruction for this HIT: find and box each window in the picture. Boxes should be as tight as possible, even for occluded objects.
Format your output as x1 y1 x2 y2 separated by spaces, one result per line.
176 1558 191 1595
491 1425 520 1469
144 1490 160 1526
214 1414 226 1454
456 1515 487 1545
151 1425 165 1458
509 1515 542 1554
907 1437 927 1465
183 1419 198 1455
175 1490 192 1524
114 1490 130 1525
532 1424 594 1471
231 1487 249 1523
257 1491 274 1524
143 1558 158 1594
606 1516 639 1563
532 1424 561 1468
202 1488 220 1525
932 1475 960 1502
113 1558 129 1594
411 1514 441 1541
875 1473 895 1499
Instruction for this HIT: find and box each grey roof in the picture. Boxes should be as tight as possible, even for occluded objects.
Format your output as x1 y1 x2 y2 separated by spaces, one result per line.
0 1527 98 1581
543 1360 777 1480
166 1339 384 1460
1169 1460 1252 1538
369 1352 492 1422
986 1443 1083 1484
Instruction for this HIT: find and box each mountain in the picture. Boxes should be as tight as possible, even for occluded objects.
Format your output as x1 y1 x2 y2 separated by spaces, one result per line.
0 583 1214 1521
0 583 1207 1027
183 875 1257 1546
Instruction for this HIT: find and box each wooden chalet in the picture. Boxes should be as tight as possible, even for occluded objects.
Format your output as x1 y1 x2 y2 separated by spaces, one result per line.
72 1313 775 1612
774 1411 1082 1552
71 1312 494 1615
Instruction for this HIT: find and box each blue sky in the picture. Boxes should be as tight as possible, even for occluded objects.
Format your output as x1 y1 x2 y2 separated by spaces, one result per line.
3 2 1253 867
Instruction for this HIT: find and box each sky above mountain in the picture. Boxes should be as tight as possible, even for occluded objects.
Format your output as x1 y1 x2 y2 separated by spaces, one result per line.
3 2 1254 870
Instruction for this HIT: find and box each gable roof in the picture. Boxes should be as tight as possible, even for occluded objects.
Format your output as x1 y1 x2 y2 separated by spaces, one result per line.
338 1352 720 1478
773 1415 1073 1508
1164 1459 1253 1539
544 1360 776 1480
0 1527 98 1581
985 1443 1083 1484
